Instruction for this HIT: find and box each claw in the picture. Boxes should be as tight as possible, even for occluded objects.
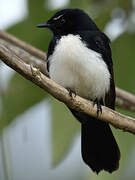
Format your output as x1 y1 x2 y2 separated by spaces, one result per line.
66 88 76 99
93 98 102 116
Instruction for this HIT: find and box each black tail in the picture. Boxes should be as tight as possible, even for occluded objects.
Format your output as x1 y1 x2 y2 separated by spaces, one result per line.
69 109 120 174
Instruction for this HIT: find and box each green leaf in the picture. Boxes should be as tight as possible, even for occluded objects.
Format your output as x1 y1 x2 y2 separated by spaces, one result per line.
112 32 135 94
50 96 80 166
0 73 47 132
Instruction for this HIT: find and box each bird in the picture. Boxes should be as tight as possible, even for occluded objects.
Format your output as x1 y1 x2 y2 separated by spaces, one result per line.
37 8 120 174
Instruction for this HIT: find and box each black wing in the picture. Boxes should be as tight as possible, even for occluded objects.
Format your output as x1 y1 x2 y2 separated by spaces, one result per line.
79 31 116 109
46 36 58 72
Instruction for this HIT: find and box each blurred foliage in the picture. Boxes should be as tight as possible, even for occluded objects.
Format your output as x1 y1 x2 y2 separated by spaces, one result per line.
112 33 135 94
1 0 135 179
0 73 46 130
50 96 80 166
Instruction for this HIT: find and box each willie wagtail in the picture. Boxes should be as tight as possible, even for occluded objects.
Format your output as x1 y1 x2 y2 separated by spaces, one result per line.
37 8 120 174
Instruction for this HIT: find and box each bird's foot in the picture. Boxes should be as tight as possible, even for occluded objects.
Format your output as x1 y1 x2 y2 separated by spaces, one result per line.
66 88 76 99
93 98 102 116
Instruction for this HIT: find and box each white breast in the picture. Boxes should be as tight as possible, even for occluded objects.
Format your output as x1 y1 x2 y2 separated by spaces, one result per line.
49 34 110 100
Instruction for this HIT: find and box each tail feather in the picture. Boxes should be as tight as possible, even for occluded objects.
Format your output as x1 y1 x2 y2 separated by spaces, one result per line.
69 108 120 173
81 117 120 173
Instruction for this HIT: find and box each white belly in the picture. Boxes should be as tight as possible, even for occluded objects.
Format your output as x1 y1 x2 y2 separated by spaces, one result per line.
49 34 110 100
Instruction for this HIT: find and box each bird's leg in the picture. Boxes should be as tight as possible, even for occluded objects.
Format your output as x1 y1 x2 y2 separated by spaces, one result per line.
93 98 102 116
66 88 76 99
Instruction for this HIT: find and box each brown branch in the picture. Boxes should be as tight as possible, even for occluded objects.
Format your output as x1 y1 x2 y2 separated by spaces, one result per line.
0 38 48 76
116 88 135 112
0 43 135 134
0 29 135 112
0 30 45 60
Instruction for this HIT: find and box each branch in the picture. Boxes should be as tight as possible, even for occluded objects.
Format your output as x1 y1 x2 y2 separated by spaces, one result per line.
116 88 135 112
0 38 48 76
0 30 45 59
0 43 135 135
0 30 135 112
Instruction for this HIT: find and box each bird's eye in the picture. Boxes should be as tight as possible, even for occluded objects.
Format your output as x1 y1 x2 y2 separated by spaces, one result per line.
60 18 65 24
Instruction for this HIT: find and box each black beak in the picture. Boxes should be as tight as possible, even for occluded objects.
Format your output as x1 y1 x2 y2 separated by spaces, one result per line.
37 22 50 28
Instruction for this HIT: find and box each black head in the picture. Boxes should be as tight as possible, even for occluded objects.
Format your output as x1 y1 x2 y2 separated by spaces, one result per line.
37 9 99 35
